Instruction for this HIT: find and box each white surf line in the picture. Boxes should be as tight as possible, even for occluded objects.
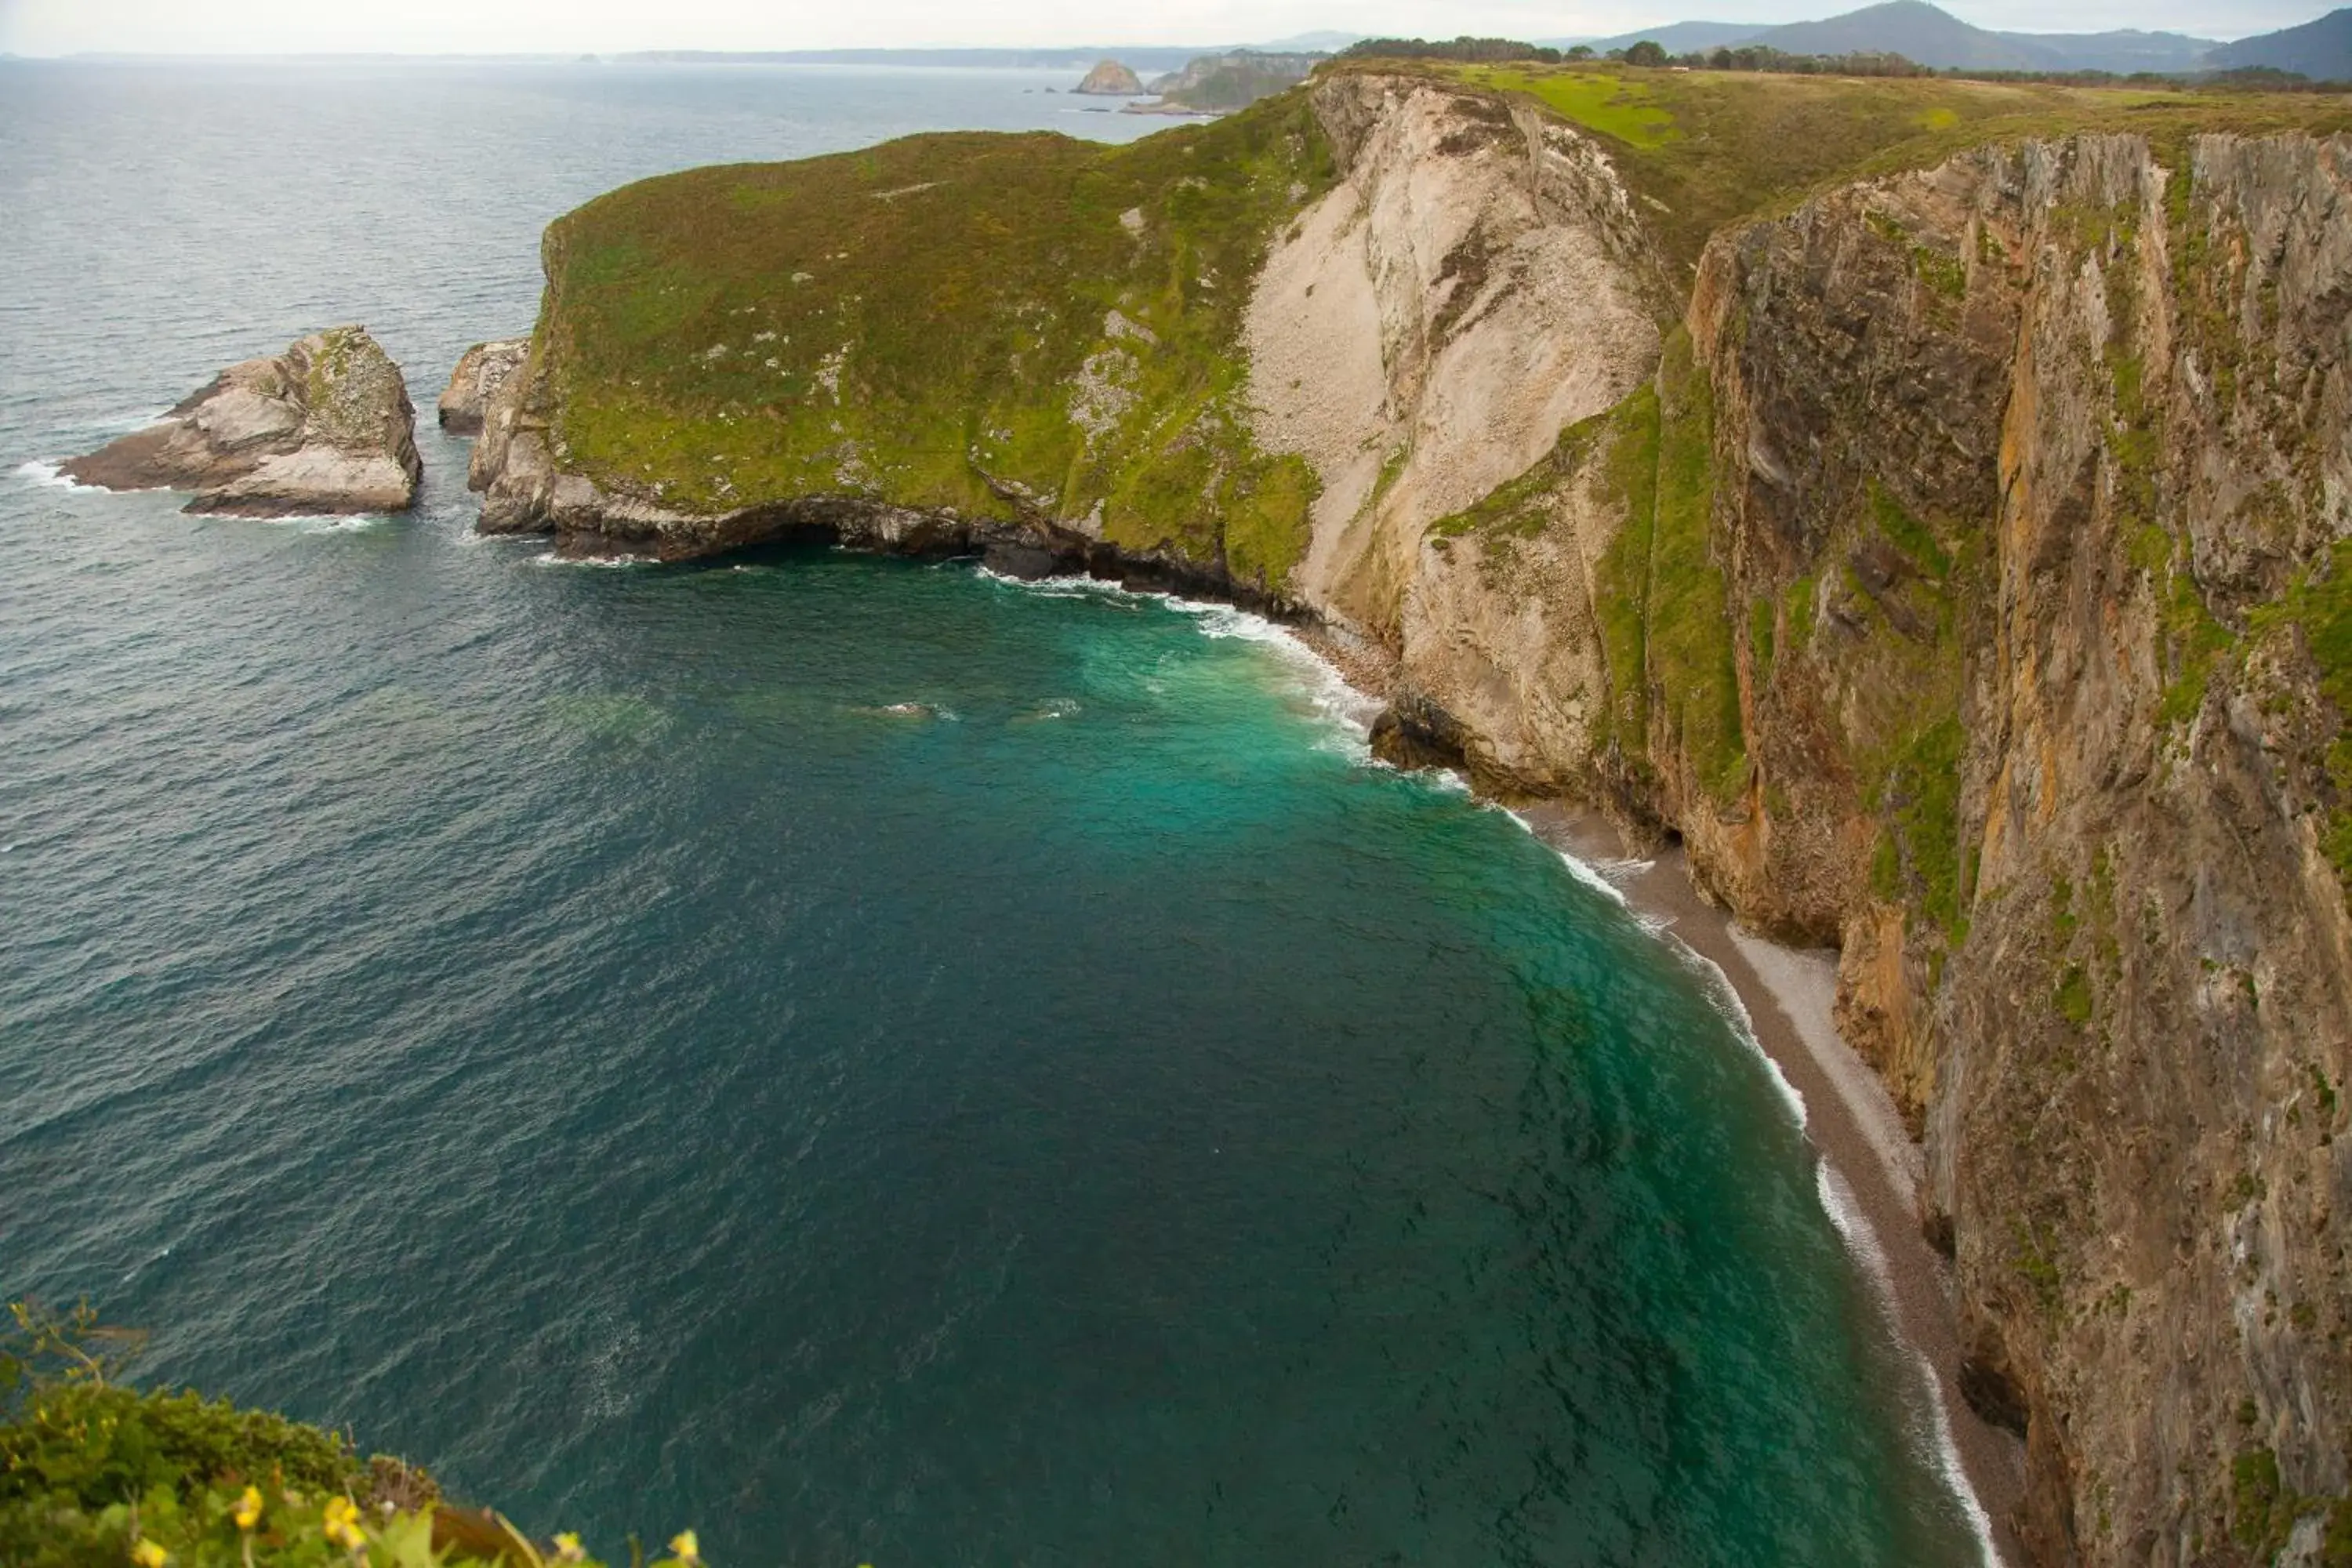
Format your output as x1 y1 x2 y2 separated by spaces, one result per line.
1670 938 1813 1129
1817 1162 2008 1567
978 565 1385 742
982 557 2001 1555
530 550 656 568
1498 805 1635 908
1681 935 2003 1563
1486 805 2003 1559
13 459 88 490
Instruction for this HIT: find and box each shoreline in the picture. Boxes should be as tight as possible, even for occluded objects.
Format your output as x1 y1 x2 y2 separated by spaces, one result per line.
1271 609 2025 1561
1506 800 2026 1566
602 541 2027 1555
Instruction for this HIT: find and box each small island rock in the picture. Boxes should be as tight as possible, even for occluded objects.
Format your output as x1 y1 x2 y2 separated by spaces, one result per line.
1073 60 1144 95
64 326 422 515
437 338 530 434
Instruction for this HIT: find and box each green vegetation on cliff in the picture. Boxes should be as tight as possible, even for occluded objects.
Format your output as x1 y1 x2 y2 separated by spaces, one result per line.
532 93 1334 591
1358 59 2352 268
0 1302 690 1568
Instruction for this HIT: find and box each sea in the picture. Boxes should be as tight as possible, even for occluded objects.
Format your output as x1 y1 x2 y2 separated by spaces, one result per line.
0 58 1987 1566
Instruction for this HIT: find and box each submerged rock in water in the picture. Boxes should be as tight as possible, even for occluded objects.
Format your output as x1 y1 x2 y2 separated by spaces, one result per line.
436 338 528 434
64 326 421 515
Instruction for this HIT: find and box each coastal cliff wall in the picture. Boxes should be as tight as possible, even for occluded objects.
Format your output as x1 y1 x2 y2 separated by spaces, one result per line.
1355 117 2352 1564
468 74 2352 1564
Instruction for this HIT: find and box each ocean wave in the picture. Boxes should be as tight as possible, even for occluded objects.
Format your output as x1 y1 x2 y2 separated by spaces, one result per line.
13 459 89 491
288 514 388 533
975 565 1385 750
1670 939 1809 1131
532 550 655 568
1498 807 1633 909
1816 1163 2006 1567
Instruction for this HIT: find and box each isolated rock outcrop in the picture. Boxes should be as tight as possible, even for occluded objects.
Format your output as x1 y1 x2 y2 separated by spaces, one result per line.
64 327 421 515
436 339 528 434
1073 60 1143 95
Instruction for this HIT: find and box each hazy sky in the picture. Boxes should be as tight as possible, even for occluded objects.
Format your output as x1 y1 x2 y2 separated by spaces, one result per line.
0 0 2303 56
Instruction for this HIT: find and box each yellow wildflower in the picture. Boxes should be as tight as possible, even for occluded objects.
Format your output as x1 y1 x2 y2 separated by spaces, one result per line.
670 1529 701 1563
234 1485 264 1530
130 1541 167 1568
554 1532 586 1563
321 1495 367 1552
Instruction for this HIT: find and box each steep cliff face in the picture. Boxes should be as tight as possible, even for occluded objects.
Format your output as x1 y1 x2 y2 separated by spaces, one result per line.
471 73 2352 1563
1730 132 2352 1567
1244 74 1662 641
1375 122 2352 1563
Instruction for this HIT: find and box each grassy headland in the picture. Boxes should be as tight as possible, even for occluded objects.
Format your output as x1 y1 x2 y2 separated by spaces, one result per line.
532 94 1334 590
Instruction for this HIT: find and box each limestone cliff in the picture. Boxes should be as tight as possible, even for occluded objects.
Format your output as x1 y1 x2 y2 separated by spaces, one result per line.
66 327 421 515
469 71 2352 1563
1363 119 2352 1565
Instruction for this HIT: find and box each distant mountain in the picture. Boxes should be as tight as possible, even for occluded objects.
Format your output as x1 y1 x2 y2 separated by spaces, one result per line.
2006 28 2220 74
1147 50 1322 109
1256 31 1364 51
1748 0 2042 69
1592 2 2223 75
1580 20 1767 54
2202 7 2352 79
617 45 1214 72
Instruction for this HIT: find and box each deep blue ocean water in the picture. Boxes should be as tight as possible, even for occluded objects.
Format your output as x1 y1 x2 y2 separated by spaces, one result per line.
1 60 1982 1565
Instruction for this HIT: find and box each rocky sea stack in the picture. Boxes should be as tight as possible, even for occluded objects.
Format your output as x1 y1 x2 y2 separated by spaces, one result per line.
64 326 421 515
1073 60 1143 95
436 338 528 434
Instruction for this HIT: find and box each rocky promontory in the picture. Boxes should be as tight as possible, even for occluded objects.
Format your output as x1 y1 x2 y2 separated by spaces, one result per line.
64 326 421 515
436 338 528 434
1073 60 1142 95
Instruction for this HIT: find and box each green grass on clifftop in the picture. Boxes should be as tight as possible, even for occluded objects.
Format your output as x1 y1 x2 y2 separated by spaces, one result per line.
533 95 1334 590
1352 60 2352 270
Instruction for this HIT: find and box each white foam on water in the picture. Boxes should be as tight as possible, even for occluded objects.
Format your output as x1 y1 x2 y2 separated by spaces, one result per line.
978 565 1384 750
1671 938 1811 1131
1499 806 1633 909
532 550 654 568
14 459 88 491
1817 1163 2007 1568
289 514 387 533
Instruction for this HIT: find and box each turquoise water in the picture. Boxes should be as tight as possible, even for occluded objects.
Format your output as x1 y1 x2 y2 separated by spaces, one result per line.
0 60 1980 1565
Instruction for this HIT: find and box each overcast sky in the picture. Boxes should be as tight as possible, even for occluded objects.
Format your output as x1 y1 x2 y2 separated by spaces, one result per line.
0 0 2303 56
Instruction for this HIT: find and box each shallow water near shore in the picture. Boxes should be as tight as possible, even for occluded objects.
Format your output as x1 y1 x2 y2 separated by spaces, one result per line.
2 59 1981 1564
